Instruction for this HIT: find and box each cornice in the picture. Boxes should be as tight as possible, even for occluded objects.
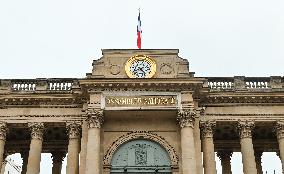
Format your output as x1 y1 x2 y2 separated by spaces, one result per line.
201 93 284 106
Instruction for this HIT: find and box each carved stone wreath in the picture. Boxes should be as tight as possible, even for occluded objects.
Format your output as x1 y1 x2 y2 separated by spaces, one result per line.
103 131 179 168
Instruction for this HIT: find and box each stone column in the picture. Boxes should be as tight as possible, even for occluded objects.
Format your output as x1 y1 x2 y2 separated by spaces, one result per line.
51 151 65 174
21 151 29 174
177 109 197 174
217 151 233 174
0 122 7 173
85 109 103 174
79 121 88 174
275 121 284 173
194 108 203 174
254 151 263 174
66 121 81 174
200 120 217 174
237 120 257 174
26 122 44 174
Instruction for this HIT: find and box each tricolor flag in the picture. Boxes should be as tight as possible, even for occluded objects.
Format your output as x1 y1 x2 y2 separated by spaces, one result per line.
137 9 142 49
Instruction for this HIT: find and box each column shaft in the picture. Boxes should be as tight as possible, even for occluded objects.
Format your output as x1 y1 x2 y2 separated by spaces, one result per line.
237 120 257 174
21 151 29 174
0 122 7 172
255 151 263 174
194 110 203 174
66 121 81 174
51 152 65 174
85 109 103 174
85 128 101 174
178 109 197 174
79 121 88 174
275 121 284 173
26 122 44 174
201 120 217 174
217 151 232 174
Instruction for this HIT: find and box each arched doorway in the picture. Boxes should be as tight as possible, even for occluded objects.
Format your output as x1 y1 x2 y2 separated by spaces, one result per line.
110 139 172 173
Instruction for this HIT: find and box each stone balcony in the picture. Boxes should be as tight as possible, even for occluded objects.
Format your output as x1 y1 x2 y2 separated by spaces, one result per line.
206 76 284 92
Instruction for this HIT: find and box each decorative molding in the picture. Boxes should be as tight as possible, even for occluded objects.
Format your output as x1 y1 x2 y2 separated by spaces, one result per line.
177 109 196 128
28 122 44 140
66 121 82 139
85 109 104 128
103 131 179 168
0 122 8 141
274 120 284 140
200 120 216 139
237 120 255 139
203 95 284 105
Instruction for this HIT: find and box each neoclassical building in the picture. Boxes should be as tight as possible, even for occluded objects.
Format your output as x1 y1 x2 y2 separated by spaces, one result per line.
0 49 283 174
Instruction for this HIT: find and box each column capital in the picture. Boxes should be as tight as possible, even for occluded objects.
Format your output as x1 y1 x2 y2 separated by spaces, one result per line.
85 109 104 128
217 150 233 161
177 109 196 128
51 151 66 164
200 120 216 139
66 121 82 139
237 120 255 139
0 122 8 141
28 122 44 140
274 120 284 140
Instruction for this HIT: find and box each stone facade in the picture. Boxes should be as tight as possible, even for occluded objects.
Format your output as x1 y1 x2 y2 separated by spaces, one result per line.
0 49 283 174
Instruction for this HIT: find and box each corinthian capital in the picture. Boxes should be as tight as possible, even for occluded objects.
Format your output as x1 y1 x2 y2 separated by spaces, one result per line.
85 109 104 128
274 120 284 140
66 121 82 139
0 122 8 141
28 122 44 140
200 120 216 139
177 109 196 128
237 120 255 139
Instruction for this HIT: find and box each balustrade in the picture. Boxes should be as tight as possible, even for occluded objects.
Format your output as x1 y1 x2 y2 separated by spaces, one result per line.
5 79 76 92
11 80 36 91
207 77 283 91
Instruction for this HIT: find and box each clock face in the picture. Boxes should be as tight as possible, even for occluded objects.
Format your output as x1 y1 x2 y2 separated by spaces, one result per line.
125 55 156 78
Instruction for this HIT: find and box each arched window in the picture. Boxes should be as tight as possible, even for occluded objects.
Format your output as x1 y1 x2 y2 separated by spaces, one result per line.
111 139 172 173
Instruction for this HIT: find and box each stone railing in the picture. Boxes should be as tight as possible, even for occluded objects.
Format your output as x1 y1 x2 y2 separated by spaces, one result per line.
0 78 78 92
207 76 283 91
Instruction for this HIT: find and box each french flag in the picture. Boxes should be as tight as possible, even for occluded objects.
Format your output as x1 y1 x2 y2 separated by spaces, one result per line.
137 10 142 49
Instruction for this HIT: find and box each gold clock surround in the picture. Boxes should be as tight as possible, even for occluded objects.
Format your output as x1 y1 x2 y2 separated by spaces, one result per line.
125 55 157 78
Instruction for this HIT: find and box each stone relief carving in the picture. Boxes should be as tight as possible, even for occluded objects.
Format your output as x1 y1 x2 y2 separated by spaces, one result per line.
177 109 196 128
66 121 82 139
109 64 121 75
103 131 179 167
160 63 174 75
200 120 216 139
236 120 255 139
0 122 8 141
85 109 104 129
28 122 45 140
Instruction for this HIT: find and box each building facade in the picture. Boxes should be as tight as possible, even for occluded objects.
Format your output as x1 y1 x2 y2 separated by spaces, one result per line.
0 49 283 174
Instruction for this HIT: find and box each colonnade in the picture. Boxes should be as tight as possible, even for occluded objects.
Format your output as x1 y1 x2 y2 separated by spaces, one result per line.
197 119 284 174
0 111 284 174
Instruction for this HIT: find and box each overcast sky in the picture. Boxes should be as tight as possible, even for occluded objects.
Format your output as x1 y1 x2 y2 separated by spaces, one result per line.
1 0 283 173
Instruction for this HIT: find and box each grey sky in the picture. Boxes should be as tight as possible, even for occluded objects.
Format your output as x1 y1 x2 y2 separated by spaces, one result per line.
1 0 283 173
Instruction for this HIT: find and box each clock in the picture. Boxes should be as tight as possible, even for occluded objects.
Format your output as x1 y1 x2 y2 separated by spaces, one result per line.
125 55 156 78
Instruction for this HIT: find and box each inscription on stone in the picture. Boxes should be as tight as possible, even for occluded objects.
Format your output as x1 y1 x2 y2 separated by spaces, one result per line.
105 95 177 107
